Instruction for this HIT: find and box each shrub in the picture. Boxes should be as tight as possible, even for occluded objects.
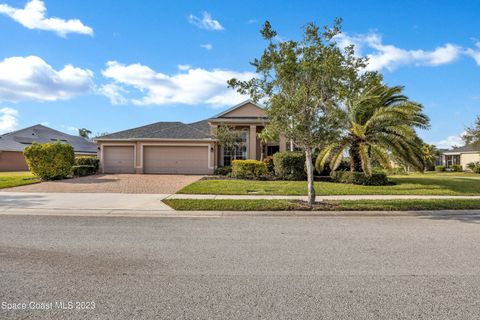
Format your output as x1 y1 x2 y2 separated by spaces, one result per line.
387 167 408 175
231 160 268 179
331 171 390 186
75 156 99 171
451 164 463 172
273 151 306 180
23 142 75 180
214 166 232 176
466 162 480 173
435 165 446 172
263 156 274 173
72 165 96 177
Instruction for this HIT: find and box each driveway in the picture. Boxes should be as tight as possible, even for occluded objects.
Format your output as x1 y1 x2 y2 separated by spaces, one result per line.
0 215 479 319
0 174 202 194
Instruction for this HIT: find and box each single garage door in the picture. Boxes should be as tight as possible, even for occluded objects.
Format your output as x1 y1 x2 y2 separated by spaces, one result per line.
143 146 209 174
103 146 135 173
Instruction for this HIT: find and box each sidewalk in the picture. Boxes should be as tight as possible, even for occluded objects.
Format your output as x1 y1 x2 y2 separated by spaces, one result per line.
167 194 480 201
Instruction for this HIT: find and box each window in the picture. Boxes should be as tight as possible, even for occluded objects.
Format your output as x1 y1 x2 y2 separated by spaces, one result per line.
223 130 248 166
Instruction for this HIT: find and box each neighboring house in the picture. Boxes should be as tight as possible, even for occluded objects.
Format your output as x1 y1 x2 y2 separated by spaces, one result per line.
95 100 287 174
438 144 480 170
0 125 97 172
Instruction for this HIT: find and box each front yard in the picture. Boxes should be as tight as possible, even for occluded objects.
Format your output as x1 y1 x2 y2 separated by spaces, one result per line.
178 172 480 196
0 172 39 189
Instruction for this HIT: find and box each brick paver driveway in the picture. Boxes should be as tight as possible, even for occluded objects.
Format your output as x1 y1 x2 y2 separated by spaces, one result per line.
1 174 202 194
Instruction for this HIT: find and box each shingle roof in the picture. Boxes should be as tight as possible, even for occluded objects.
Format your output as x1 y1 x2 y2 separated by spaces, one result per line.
96 120 213 140
447 144 480 153
0 125 97 154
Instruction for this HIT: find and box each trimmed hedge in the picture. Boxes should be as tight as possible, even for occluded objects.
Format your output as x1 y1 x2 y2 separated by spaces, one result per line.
72 165 96 177
23 142 75 180
435 165 446 172
273 151 306 181
75 156 99 171
331 171 390 186
232 160 268 179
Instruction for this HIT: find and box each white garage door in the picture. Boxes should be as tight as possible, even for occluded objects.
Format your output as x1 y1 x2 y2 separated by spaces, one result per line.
143 146 209 174
103 146 135 173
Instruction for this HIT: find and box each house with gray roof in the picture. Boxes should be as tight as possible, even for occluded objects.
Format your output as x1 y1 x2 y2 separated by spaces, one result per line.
0 124 96 171
438 144 480 170
95 100 286 174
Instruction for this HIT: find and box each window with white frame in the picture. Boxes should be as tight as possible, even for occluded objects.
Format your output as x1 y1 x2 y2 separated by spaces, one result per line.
223 130 248 166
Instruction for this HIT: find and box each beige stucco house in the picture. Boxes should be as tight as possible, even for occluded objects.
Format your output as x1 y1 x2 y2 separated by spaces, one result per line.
439 144 480 170
95 100 287 174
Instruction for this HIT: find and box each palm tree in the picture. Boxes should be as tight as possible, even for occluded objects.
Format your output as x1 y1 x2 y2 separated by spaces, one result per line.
316 83 430 176
257 127 278 161
78 128 92 139
421 144 441 172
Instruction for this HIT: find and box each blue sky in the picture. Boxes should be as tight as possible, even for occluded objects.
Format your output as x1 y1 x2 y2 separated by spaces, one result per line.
0 0 479 148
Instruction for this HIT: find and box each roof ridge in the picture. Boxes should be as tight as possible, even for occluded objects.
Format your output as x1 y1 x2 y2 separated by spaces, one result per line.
136 122 189 138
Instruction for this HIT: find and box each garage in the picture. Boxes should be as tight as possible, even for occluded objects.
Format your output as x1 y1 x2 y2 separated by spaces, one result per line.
143 145 210 174
103 146 135 173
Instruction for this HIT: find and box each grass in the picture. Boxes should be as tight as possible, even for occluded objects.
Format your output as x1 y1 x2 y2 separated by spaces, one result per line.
0 171 39 189
164 198 480 211
178 173 480 196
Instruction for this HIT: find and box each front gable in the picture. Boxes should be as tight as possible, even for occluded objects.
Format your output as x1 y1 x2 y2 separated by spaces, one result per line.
214 100 266 119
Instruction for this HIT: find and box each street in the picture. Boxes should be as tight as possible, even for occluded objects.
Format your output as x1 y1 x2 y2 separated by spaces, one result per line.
0 214 479 319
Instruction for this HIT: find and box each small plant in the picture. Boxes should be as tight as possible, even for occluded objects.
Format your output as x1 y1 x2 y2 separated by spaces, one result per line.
23 142 75 180
214 166 232 176
263 156 274 173
450 164 463 172
231 160 268 179
435 165 446 172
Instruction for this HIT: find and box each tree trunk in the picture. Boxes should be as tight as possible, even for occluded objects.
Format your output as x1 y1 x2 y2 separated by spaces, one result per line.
260 142 265 161
305 148 316 206
290 139 294 151
349 141 363 172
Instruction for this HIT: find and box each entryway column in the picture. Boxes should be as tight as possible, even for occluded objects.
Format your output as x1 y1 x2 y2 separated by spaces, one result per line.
249 125 257 160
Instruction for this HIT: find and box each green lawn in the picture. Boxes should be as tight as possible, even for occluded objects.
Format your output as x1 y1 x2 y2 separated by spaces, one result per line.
178 173 480 196
164 198 480 211
0 172 39 189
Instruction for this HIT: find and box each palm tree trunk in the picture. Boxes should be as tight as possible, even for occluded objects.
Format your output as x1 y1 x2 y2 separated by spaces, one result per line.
349 141 363 172
260 142 265 161
305 148 316 206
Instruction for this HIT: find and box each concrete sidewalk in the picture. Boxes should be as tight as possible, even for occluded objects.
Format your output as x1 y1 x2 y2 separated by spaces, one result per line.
168 194 480 201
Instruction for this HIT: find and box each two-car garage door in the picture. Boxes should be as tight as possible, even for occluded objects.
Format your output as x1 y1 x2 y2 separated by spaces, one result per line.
143 146 209 174
102 145 210 174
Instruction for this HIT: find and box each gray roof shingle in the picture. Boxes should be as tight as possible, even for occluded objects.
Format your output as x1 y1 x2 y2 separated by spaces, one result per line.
96 120 213 140
0 125 97 154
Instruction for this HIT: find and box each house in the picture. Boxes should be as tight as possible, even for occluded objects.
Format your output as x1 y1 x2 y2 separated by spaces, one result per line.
438 144 480 170
95 100 287 174
0 125 97 172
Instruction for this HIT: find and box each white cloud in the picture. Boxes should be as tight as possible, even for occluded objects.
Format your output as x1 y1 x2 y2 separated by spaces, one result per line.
335 32 461 71
433 133 465 149
0 107 19 134
188 11 223 31
60 124 77 133
98 83 128 105
101 61 255 107
200 43 213 50
466 42 480 65
177 64 191 71
0 55 94 102
0 0 93 37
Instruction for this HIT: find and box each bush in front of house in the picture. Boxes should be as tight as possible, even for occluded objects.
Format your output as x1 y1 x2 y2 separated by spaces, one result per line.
450 164 463 172
273 151 306 180
331 171 390 186
214 166 232 176
467 162 480 174
72 157 99 177
23 142 75 180
435 165 446 172
231 160 268 179
263 156 274 173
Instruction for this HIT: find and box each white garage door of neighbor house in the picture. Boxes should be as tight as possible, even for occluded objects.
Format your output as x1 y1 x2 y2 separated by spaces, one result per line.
143 146 209 174
103 146 135 173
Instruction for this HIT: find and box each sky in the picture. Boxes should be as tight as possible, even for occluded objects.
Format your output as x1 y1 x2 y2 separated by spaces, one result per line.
0 0 479 148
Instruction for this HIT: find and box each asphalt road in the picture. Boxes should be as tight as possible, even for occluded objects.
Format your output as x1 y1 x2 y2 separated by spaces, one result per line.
0 214 479 319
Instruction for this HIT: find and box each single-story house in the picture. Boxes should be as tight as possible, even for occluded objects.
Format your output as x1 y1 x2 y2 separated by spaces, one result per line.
0 124 97 171
437 144 480 170
95 100 287 174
